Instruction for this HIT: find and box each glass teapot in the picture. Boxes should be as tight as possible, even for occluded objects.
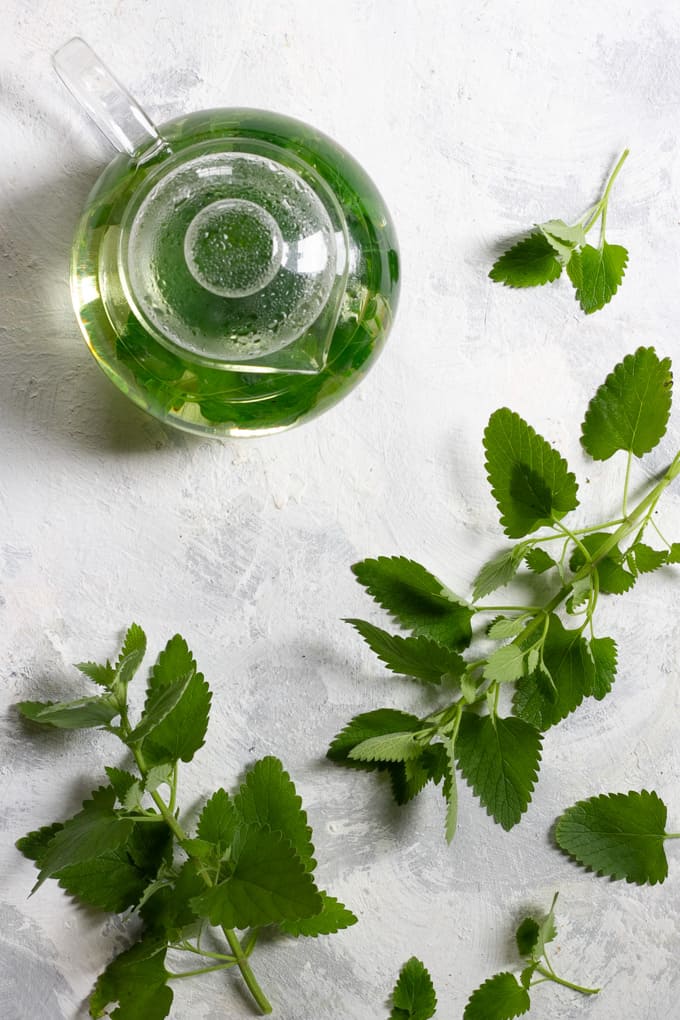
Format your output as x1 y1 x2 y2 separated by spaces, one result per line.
54 39 399 436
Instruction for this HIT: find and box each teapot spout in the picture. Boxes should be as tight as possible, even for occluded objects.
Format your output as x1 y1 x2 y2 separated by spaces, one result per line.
53 37 166 160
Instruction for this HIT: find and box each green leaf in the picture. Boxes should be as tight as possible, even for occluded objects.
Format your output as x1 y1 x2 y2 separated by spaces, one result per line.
141 860 204 940
76 660 115 688
352 556 473 649
35 787 135 889
588 636 617 700
668 543 680 564
16 822 63 864
515 892 558 960
234 756 316 871
327 709 423 771
140 635 211 766
569 533 636 595
349 732 423 764
114 624 148 687
489 232 562 288
483 644 527 684
105 767 142 808
17 696 118 730
463 971 531 1020
90 938 172 1020
568 241 628 314
191 827 322 928
524 547 556 574
630 542 668 574
487 617 527 640
484 409 578 538
456 714 542 830
279 891 357 937
196 788 240 854
581 347 672 459
128 674 193 744
347 619 465 684
472 544 528 601
390 957 438 1020
443 732 459 844
540 218 586 251
555 790 669 885
513 615 595 729
388 744 448 805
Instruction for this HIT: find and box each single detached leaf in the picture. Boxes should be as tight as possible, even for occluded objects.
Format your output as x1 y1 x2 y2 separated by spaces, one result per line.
484 409 578 538
456 714 542 830
347 619 465 684
352 557 473 649
524 547 556 574
556 790 669 885
569 241 628 314
196 788 240 854
569 533 636 595
279 891 357 937
630 542 668 574
141 636 211 766
489 232 562 288
472 544 528 601
483 644 527 684
90 938 172 1020
349 732 423 764
191 827 322 928
234 756 316 871
463 971 531 1020
17 696 118 730
513 614 594 729
390 957 437 1020
328 709 423 771
588 636 617 700
581 347 672 460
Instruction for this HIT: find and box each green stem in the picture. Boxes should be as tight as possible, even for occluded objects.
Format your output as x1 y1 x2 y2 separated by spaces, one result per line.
598 148 630 243
535 964 599 995
622 450 633 517
664 833 680 840
175 942 236 963
167 962 239 980
223 929 273 1014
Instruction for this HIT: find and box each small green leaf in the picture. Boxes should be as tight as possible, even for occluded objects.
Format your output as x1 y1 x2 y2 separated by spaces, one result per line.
456 714 542 830
581 347 672 460
463 971 531 1020
484 409 578 538
630 542 668 574
328 709 423 771
472 544 528 601
443 732 459 844
279 891 357 937
487 617 527 640
128 674 193 744
352 557 473 649
141 860 204 940
390 957 438 1020
540 218 586 250
76 661 115 688
105 767 141 807
347 619 465 684
668 543 680 564
115 623 148 687
141 635 211 766
513 615 595 729
196 789 240 854
588 636 617 700
569 533 636 595
349 732 423 764
489 232 562 288
388 744 448 805
483 644 527 684
90 938 172 1020
556 790 669 885
524 547 556 574
569 241 628 314
234 757 316 871
17 696 118 730
515 917 540 958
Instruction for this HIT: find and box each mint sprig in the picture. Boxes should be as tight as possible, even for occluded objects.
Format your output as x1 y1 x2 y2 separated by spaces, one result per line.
16 627 356 1018
490 149 629 314
329 347 679 842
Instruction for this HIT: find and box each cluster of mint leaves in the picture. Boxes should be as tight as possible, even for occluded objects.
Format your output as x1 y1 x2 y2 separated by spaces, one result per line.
490 149 629 314
388 894 598 1020
329 347 679 843
16 626 356 1018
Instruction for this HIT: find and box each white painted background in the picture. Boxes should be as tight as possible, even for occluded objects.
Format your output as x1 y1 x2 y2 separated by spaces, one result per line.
2 2 680 1017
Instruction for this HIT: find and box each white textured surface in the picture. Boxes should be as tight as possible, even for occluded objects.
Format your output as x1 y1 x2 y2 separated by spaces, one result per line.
2 2 680 1018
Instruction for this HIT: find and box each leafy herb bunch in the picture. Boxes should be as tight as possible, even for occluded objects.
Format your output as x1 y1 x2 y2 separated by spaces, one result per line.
17 627 356 1018
329 347 679 842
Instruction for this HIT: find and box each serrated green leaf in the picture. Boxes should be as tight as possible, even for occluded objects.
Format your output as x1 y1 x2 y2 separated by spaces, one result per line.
105 767 141 808
35 787 135 890
328 709 423 771
388 744 448 805
128 674 193 744
352 557 473 649
668 543 680 564
443 732 459 844
140 636 211 766
114 624 147 688
484 409 578 538
489 232 562 288
196 788 240 853
566 576 592 613
390 957 438 1020
631 542 668 574
588 636 617 700
191 827 322 928
581 347 672 459
347 619 465 684
463 971 531 1020
556 790 669 885
569 533 636 595
540 218 587 249
279 891 357 937
349 732 423 764
456 714 542 830
141 860 204 940
569 241 628 314
16 822 63 864
483 644 527 684
524 547 556 574
76 660 115 688
89 938 171 1020
520 964 537 989
17 696 118 730
487 617 527 640
234 757 316 871
472 544 528 601
513 614 595 729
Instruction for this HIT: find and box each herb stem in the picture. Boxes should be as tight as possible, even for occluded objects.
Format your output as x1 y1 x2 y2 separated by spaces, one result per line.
222 928 273 1014
167 962 239 980
598 148 630 242
535 964 599 995
622 450 633 517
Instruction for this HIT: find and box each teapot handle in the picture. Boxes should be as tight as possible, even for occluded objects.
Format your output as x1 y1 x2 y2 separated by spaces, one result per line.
53 37 165 159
